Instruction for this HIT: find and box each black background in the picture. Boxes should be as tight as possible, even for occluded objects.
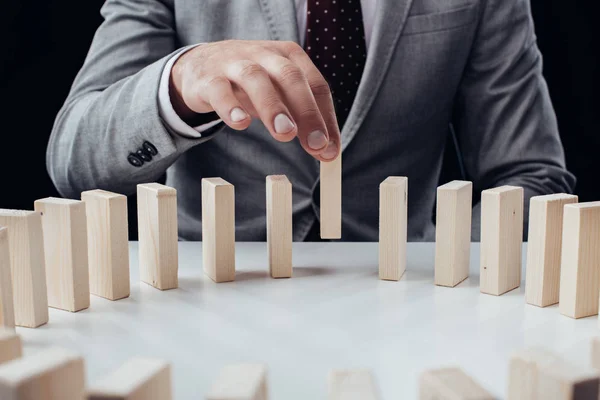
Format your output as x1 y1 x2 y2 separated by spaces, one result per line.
1 1 598 239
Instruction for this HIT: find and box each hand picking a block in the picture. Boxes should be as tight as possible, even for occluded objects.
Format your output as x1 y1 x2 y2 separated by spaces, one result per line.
328 369 380 400
206 363 268 400
419 367 493 400
379 177 408 281
0 328 21 365
320 154 342 239
0 228 15 329
266 175 292 278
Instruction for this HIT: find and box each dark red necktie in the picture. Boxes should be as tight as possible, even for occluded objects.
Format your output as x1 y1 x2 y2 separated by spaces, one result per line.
304 0 367 129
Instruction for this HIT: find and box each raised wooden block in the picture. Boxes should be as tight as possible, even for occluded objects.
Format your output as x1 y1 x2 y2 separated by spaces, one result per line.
536 355 599 399
266 175 292 278
0 328 21 365
328 369 380 400
480 185 524 296
34 198 90 312
379 177 408 281
434 180 473 287
206 363 268 400
202 178 235 283
592 337 600 370
0 210 48 328
82 190 130 301
320 153 342 239
0 347 85 400
87 357 171 400
137 183 178 290
419 367 493 400
0 228 15 329
525 194 578 307
507 347 560 400
559 202 600 319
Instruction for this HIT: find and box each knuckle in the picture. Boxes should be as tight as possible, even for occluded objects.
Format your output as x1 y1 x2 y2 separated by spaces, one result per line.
310 79 332 97
203 75 229 88
297 106 321 120
236 61 266 80
261 93 284 111
277 63 305 86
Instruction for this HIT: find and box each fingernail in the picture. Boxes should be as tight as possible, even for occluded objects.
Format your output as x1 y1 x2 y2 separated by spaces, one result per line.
308 130 328 150
322 140 339 160
230 107 248 122
274 114 295 134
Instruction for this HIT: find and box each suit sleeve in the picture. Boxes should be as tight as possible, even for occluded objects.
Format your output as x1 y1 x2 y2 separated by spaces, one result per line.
452 0 576 240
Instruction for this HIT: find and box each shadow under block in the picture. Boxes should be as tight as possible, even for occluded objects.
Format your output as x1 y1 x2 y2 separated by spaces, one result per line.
559 202 600 319
0 347 85 400
379 176 408 281
87 357 171 400
480 185 524 296
202 178 235 283
0 210 48 328
525 194 578 307
328 369 380 400
82 190 130 300
320 153 342 239
434 180 473 287
137 183 178 290
0 228 15 329
34 198 90 312
0 328 21 365
419 367 493 400
206 363 268 400
266 176 292 278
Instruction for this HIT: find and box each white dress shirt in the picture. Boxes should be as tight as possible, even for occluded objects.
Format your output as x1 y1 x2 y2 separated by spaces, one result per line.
158 0 377 138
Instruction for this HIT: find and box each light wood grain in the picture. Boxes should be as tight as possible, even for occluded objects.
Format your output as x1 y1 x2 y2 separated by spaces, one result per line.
202 178 235 283
419 367 494 400
0 210 48 328
87 357 171 400
137 183 178 290
379 177 407 281
266 175 292 279
0 328 21 365
525 194 578 307
82 189 130 301
0 347 85 400
536 353 599 399
591 337 600 371
480 185 524 296
559 202 600 319
34 197 90 312
320 154 342 239
328 369 380 400
434 180 473 287
206 363 268 400
0 228 15 329
507 347 560 400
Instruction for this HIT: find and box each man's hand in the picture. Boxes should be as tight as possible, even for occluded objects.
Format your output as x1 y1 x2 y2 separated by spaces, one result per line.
170 40 341 161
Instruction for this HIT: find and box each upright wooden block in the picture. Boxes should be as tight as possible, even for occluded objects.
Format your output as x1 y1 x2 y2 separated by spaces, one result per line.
591 337 600 370
0 347 85 400
0 228 15 329
559 202 600 319
507 347 559 400
480 185 524 296
266 175 292 279
87 357 171 400
379 177 408 281
419 367 494 400
137 183 178 290
0 210 48 328
328 369 380 400
206 364 268 400
34 198 90 312
0 328 21 365
536 356 599 399
202 178 235 283
434 180 473 287
320 153 342 239
82 190 130 301
525 194 578 307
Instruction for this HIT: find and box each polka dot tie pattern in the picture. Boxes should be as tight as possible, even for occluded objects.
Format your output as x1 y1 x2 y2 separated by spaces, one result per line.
304 0 367 129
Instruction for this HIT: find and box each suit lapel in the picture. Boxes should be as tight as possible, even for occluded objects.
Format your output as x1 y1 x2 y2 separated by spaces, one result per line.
258 0 300 43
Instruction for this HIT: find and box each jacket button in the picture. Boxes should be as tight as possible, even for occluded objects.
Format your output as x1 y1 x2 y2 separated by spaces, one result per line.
143 141 158 156
127 153 144 167
136 149 152 162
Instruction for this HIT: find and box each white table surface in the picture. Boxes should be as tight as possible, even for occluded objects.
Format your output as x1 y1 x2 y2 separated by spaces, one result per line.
16 242 600 399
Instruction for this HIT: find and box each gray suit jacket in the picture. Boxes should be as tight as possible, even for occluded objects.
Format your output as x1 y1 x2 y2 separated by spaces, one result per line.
47 0 575 241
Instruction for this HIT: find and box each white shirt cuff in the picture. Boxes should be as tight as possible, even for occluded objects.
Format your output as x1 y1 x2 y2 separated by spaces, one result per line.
158 44 223 138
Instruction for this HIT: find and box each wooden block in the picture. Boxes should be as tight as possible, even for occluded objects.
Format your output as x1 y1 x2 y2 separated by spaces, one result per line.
0 347 85 400
82 190 130 301
0 210 48 328
525 194 578 307
419 367 494 400
507 347 560 400
480 185 524 296
34 198 90 312
320 153 342 239
378 177 408 281
206 363 268 400
592 337 600 370
202 178 235 283
0 328 21 365
434 180 473 287
266 175 292 279
328 369 380 400
0 228 15 329
87 357 171 400
536 355 599 399
559 202 600 319
137 183 178 290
